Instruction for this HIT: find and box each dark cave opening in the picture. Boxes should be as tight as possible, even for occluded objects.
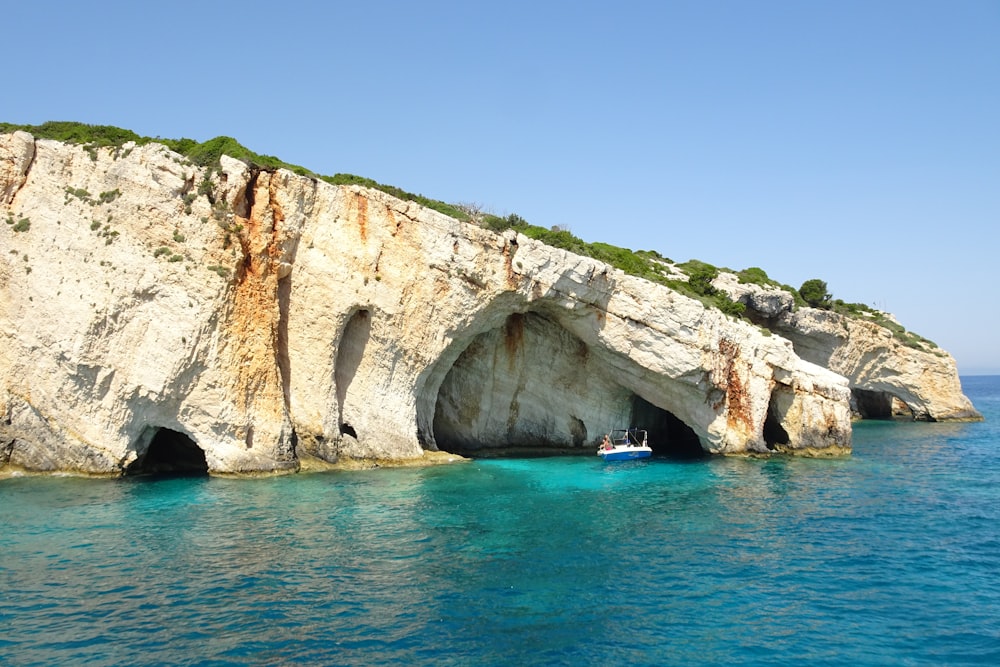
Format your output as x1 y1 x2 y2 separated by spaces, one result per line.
125 428 208 477
763 391 791 450
853 388 913 420
631 395 706 459
429 309 709 459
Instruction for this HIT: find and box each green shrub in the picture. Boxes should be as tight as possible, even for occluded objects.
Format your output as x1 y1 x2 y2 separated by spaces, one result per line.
717 297 747 318
3 120 932 335
677 260 719 296
197 176 214 199
12 218 30 232
0 121 143 148
799 279 831 309
323 172 471 221
64 186 91 202
481 213 528 232
737 266 774 286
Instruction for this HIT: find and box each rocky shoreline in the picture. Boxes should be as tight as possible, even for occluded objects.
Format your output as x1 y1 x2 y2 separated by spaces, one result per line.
0 131 979 475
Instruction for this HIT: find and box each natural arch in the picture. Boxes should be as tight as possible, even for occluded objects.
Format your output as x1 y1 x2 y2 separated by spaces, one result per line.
125 427 208 476
852 388 914 420
432 311 705 457
433 312 606 453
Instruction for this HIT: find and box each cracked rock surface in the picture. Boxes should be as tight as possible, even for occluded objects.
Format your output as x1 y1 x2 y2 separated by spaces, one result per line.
0 132 971 475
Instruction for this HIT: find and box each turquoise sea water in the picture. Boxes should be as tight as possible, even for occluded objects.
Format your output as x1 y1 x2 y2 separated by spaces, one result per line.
2 378 999 666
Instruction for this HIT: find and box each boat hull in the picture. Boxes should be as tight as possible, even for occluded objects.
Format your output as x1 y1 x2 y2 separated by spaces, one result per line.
598 447 652 462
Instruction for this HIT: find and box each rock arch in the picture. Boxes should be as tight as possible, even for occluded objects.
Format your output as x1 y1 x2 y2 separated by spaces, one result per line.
125 426 207 476
852 388 916 420
431 310 706 456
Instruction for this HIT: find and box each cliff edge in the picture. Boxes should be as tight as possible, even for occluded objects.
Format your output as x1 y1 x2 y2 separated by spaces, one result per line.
0 131 970 475
713 273 980 422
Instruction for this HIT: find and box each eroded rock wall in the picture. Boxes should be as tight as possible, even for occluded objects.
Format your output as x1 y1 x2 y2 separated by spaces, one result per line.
713 273 981 422
1 132 856 474
774 309 979 421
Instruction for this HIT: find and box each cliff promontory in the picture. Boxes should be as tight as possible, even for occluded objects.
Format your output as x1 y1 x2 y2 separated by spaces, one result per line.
0 131 977 475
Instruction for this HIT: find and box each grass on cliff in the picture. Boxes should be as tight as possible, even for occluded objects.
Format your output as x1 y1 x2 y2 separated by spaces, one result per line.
0 121 935 345
479 214 746 317
0 122 471 222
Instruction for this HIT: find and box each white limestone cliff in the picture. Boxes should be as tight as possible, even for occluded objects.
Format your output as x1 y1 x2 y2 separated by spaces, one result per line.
713 273 980 421
0 132 879 474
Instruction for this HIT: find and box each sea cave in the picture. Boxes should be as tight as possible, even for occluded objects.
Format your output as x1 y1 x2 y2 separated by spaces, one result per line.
125 427 208 476
431 311 707 459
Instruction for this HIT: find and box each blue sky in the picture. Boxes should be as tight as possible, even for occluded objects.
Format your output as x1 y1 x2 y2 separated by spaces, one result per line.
7 1 999 374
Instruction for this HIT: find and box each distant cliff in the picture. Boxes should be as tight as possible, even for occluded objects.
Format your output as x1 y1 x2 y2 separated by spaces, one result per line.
0 131 976 475
712 273 980 421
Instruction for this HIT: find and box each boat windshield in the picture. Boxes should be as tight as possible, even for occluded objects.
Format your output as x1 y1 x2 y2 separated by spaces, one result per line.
610 429 646 446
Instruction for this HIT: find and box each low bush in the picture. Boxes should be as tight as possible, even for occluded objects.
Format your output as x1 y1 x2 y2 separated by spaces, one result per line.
0 121 926 335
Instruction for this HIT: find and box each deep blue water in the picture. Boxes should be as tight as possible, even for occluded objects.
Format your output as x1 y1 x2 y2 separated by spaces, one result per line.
2 378 999 666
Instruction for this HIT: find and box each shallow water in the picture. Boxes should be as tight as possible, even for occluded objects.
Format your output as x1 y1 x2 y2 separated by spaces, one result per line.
2 378 999 665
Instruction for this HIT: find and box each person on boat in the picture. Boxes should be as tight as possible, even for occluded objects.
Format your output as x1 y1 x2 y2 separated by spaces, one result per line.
602 434 612 450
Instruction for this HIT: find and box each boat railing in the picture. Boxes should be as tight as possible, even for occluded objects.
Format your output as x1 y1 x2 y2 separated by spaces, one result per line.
607 429 648 447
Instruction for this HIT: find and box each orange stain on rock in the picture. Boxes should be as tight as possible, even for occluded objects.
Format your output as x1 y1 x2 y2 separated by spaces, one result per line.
717 338 754 434
220 172 288 422
352 191 369 242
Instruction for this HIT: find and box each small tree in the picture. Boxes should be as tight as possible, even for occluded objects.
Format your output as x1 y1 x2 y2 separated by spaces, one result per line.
799 279 831 309
682 260 719 297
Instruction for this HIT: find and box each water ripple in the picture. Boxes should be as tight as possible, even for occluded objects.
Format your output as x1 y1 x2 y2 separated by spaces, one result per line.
2 381 1000 665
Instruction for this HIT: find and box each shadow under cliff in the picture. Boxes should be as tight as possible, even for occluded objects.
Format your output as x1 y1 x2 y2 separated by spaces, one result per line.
125 427 209 477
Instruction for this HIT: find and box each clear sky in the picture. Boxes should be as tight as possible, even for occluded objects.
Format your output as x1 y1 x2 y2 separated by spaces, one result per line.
7 1 999 374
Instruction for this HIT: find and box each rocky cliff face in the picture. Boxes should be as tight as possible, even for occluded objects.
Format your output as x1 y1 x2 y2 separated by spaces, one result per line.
0 131 964 475
713 273 980 422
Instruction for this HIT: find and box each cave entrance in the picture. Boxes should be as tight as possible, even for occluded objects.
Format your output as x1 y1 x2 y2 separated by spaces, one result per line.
763 390 791 451
335 309 371 443
125 427 208 477
430 310 709 459
852 389 914 420
432 311 601 455
630 395 706 459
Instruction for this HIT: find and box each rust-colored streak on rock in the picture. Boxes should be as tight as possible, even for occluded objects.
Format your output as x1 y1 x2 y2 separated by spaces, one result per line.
222 173 286 422
503 239 520 289
386 208 400 236
352 191 369 242
717 338 753 433
267 176 286 262
503 313 525 369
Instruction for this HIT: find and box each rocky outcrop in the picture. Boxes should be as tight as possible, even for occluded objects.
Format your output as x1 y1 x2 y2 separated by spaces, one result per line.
714 273 981 422
1 131 942 475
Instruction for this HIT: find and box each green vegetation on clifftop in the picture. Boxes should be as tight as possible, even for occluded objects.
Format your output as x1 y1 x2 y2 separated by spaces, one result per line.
0 121 936 345
0 122 471 222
